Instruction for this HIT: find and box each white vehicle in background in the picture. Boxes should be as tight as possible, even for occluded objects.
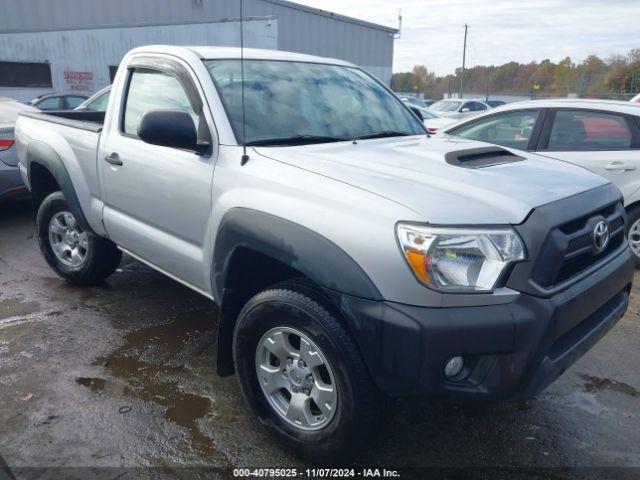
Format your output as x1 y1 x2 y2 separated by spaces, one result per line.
401 101 439 125
428 98 490 119
75 86 112 112
441 99 640 264
423 115 458 135
630 93 640 104
0 97 37 201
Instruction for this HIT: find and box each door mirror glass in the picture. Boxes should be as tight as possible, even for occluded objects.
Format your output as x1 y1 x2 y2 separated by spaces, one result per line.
138 109 199 151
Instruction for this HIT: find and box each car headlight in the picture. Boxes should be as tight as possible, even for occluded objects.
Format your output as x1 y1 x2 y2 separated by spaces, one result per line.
396 224 525 293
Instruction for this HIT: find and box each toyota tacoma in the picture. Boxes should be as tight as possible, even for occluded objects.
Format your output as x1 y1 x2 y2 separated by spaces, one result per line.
15 46 634 461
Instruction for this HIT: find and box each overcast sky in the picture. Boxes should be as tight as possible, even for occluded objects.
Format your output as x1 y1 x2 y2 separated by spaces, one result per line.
295 0 640 75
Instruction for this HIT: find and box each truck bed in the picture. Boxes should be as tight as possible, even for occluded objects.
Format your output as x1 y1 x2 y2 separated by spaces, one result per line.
19 110 105 133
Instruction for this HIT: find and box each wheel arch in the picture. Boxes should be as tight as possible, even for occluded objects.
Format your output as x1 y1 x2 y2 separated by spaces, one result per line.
26 141 92 232
212 208 382 376
625 198 640 214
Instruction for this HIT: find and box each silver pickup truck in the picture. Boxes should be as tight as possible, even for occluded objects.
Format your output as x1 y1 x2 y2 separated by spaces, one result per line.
15 45 634 461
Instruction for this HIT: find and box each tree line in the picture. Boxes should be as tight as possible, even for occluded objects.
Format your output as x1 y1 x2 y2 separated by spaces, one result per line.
391 49 640 100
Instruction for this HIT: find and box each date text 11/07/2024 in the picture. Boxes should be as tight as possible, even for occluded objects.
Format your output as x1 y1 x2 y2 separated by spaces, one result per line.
233 468 401 478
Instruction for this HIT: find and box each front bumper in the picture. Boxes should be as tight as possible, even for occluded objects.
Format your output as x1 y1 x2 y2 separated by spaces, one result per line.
330 245 634 399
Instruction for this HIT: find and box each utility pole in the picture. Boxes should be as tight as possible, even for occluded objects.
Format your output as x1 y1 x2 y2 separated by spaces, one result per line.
460 23 468 98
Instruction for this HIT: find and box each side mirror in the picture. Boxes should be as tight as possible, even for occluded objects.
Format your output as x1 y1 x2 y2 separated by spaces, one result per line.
461 107 471 113
138 109 203 152
409 106 424 121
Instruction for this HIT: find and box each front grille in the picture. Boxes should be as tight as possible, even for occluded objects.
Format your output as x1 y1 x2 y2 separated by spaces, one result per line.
533 202 626 289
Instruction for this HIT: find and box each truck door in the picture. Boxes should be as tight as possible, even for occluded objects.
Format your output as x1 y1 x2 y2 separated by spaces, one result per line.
99 58 216 292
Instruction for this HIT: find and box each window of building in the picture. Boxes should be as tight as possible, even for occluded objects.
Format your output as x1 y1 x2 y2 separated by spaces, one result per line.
109 66 119 83
0 61 53 88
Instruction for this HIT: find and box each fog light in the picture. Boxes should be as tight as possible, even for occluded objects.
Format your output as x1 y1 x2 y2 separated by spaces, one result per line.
444 356 464 378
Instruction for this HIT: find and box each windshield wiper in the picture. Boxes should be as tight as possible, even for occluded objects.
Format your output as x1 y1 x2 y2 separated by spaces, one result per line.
353 131 414 140
246 135 350 146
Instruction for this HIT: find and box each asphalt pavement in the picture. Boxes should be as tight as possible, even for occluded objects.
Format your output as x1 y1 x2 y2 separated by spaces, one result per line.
1 201 639 480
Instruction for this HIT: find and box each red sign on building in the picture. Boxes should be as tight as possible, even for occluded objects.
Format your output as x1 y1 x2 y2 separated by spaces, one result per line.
64 71 93 92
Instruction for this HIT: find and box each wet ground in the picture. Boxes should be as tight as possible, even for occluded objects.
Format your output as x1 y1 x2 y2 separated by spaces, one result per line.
1 201 639 479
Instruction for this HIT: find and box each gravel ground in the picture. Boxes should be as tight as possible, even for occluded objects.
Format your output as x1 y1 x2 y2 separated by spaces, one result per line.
1 201 639 480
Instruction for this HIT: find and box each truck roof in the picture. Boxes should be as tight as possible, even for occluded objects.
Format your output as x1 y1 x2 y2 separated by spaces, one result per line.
128 45 355 68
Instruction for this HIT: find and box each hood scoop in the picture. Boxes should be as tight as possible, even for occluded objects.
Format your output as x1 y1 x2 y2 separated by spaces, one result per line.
445 146 524 169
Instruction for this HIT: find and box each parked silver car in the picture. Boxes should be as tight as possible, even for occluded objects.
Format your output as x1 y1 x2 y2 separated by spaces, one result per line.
0 97 36 201
429 98 490 119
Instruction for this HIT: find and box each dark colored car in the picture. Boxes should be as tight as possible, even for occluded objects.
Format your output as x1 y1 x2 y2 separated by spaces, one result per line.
29 93 89 111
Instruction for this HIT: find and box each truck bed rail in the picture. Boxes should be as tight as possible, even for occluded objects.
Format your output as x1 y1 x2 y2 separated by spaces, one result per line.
18 110 104 133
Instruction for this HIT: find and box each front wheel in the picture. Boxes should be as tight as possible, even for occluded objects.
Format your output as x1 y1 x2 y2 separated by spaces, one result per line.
36 191 122 285
626 205 640 268
232 281 383 463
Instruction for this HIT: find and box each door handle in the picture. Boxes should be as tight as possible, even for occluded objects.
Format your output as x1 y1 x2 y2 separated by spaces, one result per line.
605 162 635 171
104 152 123 166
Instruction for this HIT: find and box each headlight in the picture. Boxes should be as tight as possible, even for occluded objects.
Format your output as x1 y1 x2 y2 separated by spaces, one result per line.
396 224 525 293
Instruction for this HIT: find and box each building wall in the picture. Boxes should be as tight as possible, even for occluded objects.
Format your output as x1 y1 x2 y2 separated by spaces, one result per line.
0 0 395 100
0 19 276 102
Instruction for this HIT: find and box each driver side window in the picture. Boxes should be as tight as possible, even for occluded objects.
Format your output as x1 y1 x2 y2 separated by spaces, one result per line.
448 110 540 150
123 68 198 137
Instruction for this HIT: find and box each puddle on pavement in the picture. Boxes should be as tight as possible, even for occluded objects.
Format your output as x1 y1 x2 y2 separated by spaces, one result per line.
122 309 217 356
0 296 40 320
77 308 222 458
579 374 639 398
76 377 131 396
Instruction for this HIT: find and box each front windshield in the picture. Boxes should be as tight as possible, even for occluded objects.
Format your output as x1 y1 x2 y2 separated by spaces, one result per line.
430 100 461 112
205 59 425 145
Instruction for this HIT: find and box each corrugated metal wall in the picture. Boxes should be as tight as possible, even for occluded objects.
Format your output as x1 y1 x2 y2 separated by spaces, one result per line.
0 19 276 102
0 0 395 90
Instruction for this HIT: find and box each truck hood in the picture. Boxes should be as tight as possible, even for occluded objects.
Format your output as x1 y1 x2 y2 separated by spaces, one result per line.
254 135 609 225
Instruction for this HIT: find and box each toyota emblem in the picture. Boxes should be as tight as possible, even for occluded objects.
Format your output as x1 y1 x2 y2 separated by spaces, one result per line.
593 220 610 253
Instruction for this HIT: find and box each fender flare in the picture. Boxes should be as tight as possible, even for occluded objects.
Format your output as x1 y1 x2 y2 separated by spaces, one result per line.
212 208 382 376
212 208 382 301
26 141 92 232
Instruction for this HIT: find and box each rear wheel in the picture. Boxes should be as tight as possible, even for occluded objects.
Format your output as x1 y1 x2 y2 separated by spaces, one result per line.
233 281 382 462
37 191 122 285
626 205 640 268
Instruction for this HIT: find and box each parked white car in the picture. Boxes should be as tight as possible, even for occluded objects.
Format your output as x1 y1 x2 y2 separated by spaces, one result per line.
440 99 640 263
423 115 458 134
631 93 640 104
75 85 112 112
428 99 490 119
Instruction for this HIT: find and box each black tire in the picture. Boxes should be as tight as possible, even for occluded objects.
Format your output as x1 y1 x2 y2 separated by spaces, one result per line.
233 280 383 463
36 191 122 285
626 205 640 268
